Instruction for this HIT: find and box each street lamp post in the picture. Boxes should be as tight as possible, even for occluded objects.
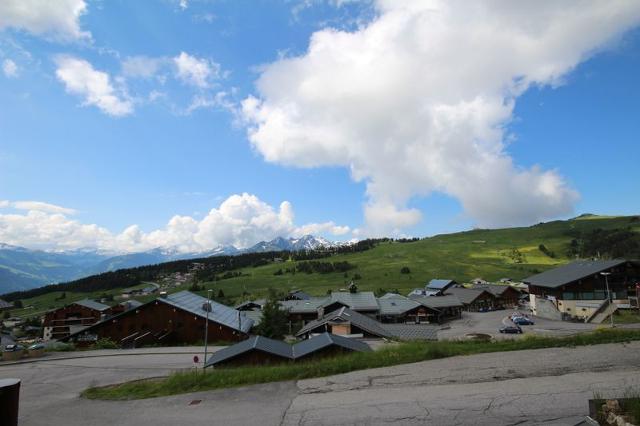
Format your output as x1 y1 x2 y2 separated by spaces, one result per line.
600 272 615 328
204 289 212 368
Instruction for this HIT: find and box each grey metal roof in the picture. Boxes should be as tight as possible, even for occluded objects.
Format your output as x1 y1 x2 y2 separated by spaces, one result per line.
235 299 266 310
0 299 12 310
161 291 253 333
120 300 143 309
377 294 421 316
73 299 111 312
296 307 391 338
324 291 379 311
444 287 492 305
205 335 293 367
426 279 456 290
288 290 312 300
409 294 464 309
293 332 371 358
280 297 327 314
205 332 370 367
472 283 519 296
523 259 629 289
381 324 439 341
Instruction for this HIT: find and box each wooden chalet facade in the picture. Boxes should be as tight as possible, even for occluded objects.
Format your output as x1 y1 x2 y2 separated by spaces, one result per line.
65 291 253 347
43 299 113 341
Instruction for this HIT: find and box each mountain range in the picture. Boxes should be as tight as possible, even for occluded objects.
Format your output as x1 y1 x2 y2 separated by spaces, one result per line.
0 235 341 294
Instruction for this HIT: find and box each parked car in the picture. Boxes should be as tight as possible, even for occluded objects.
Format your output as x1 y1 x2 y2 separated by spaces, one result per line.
499 325 523 334
513 317 534 325
3 344 24 352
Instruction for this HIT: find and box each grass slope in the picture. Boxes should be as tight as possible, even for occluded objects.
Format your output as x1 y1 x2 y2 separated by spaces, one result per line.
82 328 640 400
203 215 640 300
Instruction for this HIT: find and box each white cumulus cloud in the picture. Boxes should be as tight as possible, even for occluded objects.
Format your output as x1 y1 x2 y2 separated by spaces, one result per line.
0 0 90 41
55 55 133 117
173 51 221 89
2 59 18 78
0 194 349 252
242 0 640 234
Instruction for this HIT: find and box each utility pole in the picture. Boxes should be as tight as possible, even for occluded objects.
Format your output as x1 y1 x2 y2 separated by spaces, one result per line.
204 288 212 368
600 272 614 328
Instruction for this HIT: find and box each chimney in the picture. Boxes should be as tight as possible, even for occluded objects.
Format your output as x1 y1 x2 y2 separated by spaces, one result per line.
202 302 212 312
159 291 168 299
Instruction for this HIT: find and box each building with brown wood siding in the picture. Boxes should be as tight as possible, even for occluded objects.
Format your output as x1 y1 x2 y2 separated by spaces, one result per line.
64 291 253 347
43 299 113 341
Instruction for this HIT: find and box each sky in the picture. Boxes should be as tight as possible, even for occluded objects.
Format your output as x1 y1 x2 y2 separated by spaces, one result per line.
0 0 639 253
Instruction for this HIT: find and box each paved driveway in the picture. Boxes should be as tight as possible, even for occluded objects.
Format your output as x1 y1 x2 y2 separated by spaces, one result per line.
438 310 600 340
2 341 640 425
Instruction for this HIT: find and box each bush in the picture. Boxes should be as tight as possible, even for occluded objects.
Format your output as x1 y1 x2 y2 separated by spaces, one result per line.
400 266 411 274
94 338 119 349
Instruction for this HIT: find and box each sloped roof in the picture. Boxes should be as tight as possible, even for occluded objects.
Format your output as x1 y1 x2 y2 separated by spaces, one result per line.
73 299 111 312
377 294 421 316
120 300 143 309
205 332 370 367
444 287 493 305
296 307 391 338
523 259 629 289
293 332 371 358
280 297 327 314
325 291 379 311
160 291 253 333
426 279 456 290
409 294 463 309
235 299 266 310
472 283 520 296
288 290 312 300
205 335 293 367
0 299 13 310
380 324 438 341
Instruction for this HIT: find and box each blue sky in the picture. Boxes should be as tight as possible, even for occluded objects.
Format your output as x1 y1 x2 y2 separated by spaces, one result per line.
0 1 639 253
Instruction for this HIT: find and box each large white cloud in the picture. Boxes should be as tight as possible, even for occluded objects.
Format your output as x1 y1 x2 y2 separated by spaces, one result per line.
242 0 640 234
0 194 350 252
55 55 133 117
0 0 89 41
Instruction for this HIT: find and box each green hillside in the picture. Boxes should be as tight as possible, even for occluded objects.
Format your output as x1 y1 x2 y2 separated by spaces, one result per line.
205 215 639 299
5 214 639 319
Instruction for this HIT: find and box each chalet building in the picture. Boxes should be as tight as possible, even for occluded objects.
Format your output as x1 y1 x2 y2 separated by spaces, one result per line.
471 284 521 308
444 287 496 312
524 259 640 322
425 279 458 294
377 293 441 324
43 299 113 341
0 298 13 311
296 307 438 341
205 332 371 368
64 291 253 347
408 294 464 321
278 291 380 328
283 290 312 301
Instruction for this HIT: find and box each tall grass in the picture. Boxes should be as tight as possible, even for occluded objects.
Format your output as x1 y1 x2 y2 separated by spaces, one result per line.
83 328 640 400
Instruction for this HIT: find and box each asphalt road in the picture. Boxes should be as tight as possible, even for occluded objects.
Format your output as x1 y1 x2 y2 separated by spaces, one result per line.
2 341 639 425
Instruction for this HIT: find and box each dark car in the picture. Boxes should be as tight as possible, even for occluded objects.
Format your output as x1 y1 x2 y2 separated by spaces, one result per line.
499 325 523 334
513 317 534 325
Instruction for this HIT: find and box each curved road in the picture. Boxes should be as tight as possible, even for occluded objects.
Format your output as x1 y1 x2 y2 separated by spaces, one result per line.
2 341 640 425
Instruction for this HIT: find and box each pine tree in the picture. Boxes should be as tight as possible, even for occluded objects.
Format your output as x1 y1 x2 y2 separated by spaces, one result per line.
256 289 288 340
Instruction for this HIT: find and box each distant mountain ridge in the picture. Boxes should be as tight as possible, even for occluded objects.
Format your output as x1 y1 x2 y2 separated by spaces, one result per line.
0 235 341 293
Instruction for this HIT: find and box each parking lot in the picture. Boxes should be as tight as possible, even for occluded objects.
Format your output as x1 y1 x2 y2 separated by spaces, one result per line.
437 308 601 340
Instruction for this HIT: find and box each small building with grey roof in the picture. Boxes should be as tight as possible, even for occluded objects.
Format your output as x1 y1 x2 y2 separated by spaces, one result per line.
444 287 496 312
205 332 371 368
